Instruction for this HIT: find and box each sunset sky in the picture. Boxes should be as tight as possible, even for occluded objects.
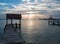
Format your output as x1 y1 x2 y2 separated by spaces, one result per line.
0 0 60 19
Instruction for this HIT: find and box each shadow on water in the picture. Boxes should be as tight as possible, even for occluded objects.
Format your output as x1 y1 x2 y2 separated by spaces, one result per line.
2 24 26 44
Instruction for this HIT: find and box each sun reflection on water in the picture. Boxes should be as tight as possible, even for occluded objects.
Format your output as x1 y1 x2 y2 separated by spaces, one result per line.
28 20 34 27
26 20 35 31
22 19 42 32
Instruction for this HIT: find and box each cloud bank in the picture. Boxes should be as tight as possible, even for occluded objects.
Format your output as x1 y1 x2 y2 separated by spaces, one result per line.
0 0 60 17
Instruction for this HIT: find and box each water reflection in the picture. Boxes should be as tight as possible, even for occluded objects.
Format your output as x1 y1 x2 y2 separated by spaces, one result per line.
25 20 35 30
1 19 60 44
27 20 34 27
21 20 48 43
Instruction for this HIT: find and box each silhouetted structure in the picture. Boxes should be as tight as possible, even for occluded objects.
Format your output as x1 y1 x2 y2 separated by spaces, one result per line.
49 15 53 20
6 14 21 24
48 19 60 26
48 15 60 26
2 14 26 44
4 14 22 31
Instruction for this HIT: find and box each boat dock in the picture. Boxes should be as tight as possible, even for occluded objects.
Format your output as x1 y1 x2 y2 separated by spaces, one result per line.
0 14 26 44
48 19 60 26
3 24 26 44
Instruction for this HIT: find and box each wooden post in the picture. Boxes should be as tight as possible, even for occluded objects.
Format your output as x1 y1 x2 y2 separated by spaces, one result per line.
11 19 13 24
19 20 21 28
58 20 59 25
6 19 8 25
16 23 17 28
53 20 55 25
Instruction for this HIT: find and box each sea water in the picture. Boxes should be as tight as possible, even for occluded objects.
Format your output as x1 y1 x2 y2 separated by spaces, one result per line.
0 19 60 44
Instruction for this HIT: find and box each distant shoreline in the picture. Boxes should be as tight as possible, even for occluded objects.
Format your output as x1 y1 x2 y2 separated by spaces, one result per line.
0 18 60 20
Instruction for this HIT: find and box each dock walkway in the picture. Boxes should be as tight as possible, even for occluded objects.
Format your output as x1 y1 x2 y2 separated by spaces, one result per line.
1 24 26 44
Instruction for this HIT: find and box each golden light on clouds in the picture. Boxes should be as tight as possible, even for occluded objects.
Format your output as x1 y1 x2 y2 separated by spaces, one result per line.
22 13 49 19
22 14 35 19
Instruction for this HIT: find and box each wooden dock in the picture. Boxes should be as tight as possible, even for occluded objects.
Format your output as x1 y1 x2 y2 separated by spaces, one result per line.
2 24 26 44
0 14 27 44
48 19 60 26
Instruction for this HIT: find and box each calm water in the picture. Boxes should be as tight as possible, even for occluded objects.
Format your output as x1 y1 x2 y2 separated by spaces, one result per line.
0 19 60 44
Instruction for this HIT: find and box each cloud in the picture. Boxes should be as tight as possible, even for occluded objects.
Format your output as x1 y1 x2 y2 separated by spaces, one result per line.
0 2 13 6
0 3 7 5
22 0 30 2
0 0 60 19
0 0 60 16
